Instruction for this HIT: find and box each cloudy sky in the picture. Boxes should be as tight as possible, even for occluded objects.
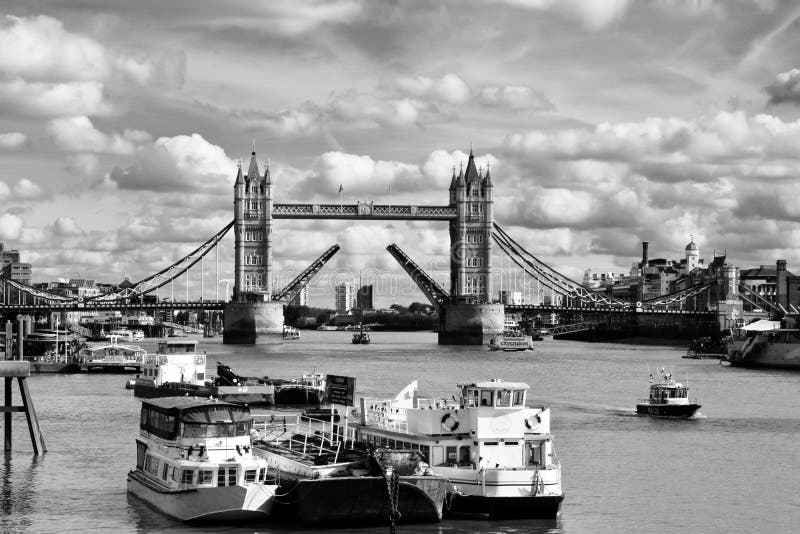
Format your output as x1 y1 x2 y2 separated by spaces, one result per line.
2 0 800 307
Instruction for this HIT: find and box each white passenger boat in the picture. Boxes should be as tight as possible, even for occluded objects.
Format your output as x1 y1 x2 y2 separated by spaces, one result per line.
357 379 564 519
106 329 135 342
127 397 278 522
78 335 145 372
488 330 534 351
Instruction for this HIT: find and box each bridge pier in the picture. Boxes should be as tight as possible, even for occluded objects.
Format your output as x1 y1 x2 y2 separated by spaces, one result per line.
223 301 283 344
438 303 504 345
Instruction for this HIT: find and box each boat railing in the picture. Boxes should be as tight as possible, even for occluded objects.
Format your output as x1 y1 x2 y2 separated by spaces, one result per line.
252 413 357 462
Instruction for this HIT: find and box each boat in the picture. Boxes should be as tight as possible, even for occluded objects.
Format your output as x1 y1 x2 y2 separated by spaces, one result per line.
351 326 370 345
78 335 145 372
317 325 338 331
273 372 327 405
127 397 278 522
723 318 800 370
283 325 300 340
132 329 145 342
357 379 564 519
636 368 701 417
683 336 725 359
488 330 534 351
106 329 135 342
251 413 448 525
133 342 274 406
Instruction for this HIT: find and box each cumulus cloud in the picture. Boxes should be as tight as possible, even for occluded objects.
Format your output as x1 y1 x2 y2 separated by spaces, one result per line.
0 132 26 149
393 74 471 105
46 116 151 154
499 0 631 30
477 86 555 111
765 68 800 106
108 133 234 192
51 217 85 237
12 178 43 200
0 79 112 117
0 213 23 240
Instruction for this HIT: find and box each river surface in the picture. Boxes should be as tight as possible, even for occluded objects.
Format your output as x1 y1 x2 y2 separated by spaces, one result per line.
1 330 798 534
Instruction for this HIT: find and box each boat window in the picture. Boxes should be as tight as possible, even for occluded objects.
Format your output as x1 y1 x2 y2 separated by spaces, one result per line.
199 470 213 484
480 390 494 406
467 389 479 407
512 390 525 406
496 390 511 407
227 467 237 486
217 467 226 487
245 469 257 483
182 422 248 438
144 454 159 476
181 470 195 485
458 446 471 466
162 462 170 480
446 446 457 464
259 467 266 482
197 372 205 381
484 441 498 446
505 441 518 446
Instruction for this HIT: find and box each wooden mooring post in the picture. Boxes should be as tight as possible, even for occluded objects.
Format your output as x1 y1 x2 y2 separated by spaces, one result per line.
1 361 46 454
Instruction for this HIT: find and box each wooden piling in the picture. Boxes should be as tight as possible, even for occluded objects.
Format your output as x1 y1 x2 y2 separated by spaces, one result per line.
0 361 46 454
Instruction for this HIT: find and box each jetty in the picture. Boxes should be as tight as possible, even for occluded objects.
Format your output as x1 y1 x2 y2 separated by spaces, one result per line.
1 360 46 454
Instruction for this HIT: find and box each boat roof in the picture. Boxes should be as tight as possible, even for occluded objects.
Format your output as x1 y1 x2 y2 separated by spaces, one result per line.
140 397 252 423
159 339 198 345
460 379 530 390
142 397 237 411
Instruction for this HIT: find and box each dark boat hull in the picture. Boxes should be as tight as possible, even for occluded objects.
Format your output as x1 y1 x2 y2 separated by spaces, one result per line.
27 361 81 373
273 475 446 525
445 493 564 520
274 388 324 405
635 403 701 417
134 382 274 406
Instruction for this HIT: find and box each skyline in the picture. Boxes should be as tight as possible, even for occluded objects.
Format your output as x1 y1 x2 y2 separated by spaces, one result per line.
2 1 800 307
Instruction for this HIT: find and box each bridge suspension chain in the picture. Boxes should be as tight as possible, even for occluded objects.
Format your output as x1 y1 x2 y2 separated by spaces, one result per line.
85 220 235 302
492 223 631 307
641 281 716 308
0 277 74 302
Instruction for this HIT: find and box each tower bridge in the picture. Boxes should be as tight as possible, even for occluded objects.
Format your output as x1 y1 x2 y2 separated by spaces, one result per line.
1 145 750 345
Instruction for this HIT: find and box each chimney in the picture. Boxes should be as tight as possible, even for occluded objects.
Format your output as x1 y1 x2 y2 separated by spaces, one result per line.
641 241 649 269
776 259 788 310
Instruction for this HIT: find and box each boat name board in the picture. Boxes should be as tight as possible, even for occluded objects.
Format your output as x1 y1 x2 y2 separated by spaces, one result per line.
326 374 356 406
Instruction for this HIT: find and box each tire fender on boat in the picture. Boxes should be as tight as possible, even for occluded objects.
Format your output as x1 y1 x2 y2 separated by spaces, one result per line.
524 413 542 430
195 354 206 365
159 356 168 365
441 412 459 432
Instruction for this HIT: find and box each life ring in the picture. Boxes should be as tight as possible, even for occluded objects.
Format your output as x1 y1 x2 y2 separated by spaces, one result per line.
441 412 459 432
160 356 168 365
524 414 542 430
196 355 206 365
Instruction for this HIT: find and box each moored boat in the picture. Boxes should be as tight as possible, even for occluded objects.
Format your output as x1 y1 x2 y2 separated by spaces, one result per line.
357 379 564 519
127 397 278 522
273 372 327 405
636 368 701 417
78 335 145 372
488 330 534 351
724 318 800 370
133 342 274 406
283 325 300 340
251 413 447 525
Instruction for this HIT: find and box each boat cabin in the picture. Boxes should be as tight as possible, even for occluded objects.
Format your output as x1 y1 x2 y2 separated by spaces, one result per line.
136 397 272 489
140 340 206 386
359 379 553 473
647 382 689 405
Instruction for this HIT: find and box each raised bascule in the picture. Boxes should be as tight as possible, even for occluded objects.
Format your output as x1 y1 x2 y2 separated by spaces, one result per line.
223 147 504 344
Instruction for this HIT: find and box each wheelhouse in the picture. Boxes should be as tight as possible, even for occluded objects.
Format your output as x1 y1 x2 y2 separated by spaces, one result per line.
138 397 252 441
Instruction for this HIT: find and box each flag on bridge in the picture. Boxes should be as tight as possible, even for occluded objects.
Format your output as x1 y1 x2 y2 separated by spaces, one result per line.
338 184 343 193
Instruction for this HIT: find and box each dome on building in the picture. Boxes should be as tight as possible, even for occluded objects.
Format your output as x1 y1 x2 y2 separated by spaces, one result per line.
685 238 698 252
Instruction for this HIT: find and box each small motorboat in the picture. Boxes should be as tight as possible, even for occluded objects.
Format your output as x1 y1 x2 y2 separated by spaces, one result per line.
636 368 701 418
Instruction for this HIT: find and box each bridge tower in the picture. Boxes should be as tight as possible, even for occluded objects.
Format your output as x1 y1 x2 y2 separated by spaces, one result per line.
441 150 503 344
224 148 283 344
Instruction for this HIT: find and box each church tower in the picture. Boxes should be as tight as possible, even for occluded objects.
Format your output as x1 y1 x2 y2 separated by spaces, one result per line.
449 149 493 303
685 236 699 273
233 148 273 302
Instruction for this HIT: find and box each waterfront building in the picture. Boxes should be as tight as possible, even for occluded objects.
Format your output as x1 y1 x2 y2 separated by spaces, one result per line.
0 242 31 284
335 283 354 313
289 286 309 307
356 285 373 310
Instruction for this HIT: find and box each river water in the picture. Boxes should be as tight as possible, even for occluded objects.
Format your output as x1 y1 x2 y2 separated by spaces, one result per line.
1 331 798 534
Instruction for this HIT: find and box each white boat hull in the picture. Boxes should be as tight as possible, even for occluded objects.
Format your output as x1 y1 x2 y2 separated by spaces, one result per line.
127 470 276 522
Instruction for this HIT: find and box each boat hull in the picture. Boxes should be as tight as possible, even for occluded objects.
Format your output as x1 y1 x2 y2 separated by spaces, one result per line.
726 338 800 370
27 361 81 373
126 470 275 522
133 382 274 406
445 493 564 520
635 403 701 417
274 475 446 525
274 388 324 405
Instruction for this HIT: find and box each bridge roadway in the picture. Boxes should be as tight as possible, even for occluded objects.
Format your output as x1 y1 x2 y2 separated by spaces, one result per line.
271 203 456 220
0 300 226 313
505 304 716 317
